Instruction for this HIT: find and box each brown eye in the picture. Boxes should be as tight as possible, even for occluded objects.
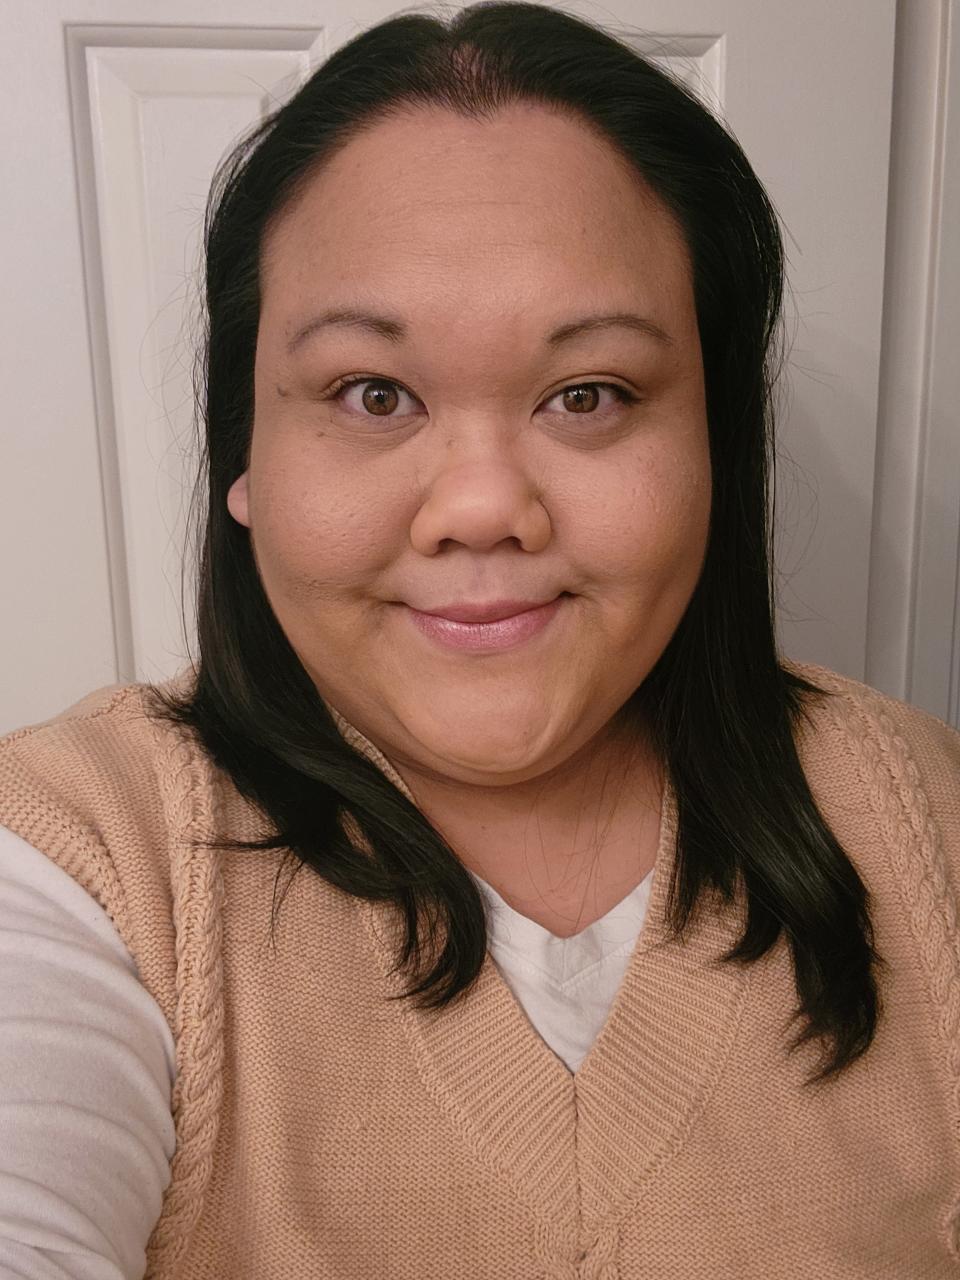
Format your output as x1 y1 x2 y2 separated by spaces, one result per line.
359 381 400 415
562 385 600 413
544 382 639 416
321 376 420 419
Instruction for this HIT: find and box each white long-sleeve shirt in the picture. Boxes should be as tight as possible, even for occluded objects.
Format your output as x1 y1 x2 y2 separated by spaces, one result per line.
0 823 653 1279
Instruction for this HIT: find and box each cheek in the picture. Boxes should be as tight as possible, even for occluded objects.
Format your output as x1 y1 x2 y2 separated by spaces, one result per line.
577 438 711 585
248 457 385 603
641 448 712 568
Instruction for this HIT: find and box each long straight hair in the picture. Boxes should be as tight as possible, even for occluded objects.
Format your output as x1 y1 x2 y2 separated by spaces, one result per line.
146 0 887 1087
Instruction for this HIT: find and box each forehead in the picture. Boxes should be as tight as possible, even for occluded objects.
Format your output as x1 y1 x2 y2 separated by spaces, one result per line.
259 104 694 338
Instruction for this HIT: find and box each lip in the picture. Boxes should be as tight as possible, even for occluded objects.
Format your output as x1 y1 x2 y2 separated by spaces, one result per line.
405 595 566 652
413 597 562 623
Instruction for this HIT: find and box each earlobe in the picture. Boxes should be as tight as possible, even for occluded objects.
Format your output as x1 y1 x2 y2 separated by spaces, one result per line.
227 471 251 527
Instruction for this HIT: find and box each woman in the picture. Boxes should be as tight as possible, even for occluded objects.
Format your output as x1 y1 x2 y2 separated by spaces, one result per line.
1 3 958 1277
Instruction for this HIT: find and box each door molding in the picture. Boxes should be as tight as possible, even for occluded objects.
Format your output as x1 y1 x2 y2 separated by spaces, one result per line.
866 0 959 728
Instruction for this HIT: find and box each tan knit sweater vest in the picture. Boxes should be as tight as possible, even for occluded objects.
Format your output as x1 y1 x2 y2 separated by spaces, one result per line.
0 660 959 1279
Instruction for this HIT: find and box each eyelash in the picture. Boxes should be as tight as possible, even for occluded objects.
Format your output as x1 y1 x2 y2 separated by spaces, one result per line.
318 375 640 420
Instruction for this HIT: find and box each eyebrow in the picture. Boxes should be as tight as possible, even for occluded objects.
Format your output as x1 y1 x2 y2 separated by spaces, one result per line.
285 307 674 353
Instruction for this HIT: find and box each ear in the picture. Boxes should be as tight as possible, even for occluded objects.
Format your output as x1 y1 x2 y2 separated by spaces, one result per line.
226 471 251 527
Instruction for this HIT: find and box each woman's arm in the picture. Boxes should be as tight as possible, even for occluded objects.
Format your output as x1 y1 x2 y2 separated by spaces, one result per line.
0 827 176 1279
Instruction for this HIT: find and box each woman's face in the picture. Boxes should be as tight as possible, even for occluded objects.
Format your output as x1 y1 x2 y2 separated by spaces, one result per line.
228 103 711 793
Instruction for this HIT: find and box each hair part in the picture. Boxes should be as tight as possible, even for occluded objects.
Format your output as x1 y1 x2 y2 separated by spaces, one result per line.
147 0 887 1088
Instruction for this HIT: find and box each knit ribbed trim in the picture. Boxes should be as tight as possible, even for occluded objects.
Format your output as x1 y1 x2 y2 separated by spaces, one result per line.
0 686 137 955
800 664 960 1260
142 675 226 1279
0 746 131 936
573 777 751 1221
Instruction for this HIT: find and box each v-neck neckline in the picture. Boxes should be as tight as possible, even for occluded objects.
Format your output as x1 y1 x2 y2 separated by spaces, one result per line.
331 705 753 1241
469 856 655 933
469 863 656 987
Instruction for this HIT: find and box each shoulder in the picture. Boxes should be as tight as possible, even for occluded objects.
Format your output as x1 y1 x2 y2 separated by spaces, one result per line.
0 666 201 842
783 657 960 900
0 669 208 1015
783 656 960 777
0 664 196 748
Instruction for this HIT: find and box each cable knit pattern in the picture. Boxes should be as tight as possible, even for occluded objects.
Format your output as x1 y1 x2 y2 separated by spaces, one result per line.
803 663 960 1255
142 687 226 1279
0 659 959 1278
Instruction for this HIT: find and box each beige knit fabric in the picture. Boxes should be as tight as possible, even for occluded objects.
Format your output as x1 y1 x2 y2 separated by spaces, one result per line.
0 660 959 1279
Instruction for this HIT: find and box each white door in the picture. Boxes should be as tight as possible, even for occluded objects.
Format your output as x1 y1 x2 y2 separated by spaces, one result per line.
1 0 948 733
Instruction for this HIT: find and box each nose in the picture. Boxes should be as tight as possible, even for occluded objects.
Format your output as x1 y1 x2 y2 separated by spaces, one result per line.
408 457 552 556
